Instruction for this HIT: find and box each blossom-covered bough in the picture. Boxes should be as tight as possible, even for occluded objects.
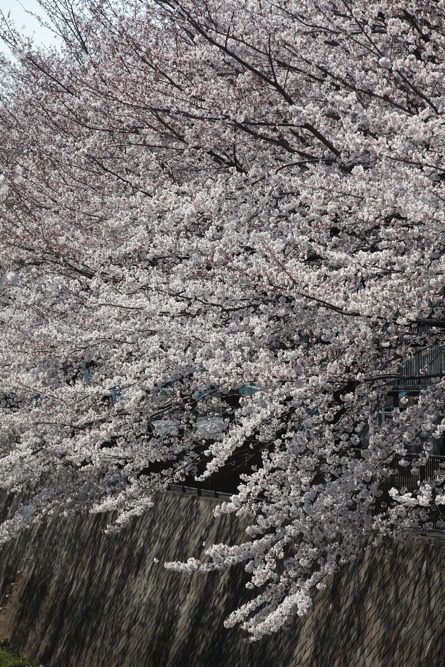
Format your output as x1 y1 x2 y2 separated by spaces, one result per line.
1 0 445 640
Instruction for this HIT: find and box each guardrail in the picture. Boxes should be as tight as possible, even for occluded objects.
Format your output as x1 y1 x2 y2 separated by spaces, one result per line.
376 452 445 529
167 484 232 500
168 451 445 530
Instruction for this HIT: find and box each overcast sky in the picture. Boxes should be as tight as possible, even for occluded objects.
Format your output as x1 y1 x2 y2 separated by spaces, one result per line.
1 0 59 55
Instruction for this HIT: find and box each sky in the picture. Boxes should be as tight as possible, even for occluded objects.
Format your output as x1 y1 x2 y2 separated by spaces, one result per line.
0 0 60 55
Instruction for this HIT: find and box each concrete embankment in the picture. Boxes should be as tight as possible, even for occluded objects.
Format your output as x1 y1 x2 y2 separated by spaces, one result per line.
1 491 445 667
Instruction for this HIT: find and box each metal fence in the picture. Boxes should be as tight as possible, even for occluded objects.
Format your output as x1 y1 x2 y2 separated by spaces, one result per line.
376 452 445 529
169 450 445 530
393 345 445 390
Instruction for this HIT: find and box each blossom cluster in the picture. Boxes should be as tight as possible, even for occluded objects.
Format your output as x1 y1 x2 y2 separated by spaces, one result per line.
0 0 445 639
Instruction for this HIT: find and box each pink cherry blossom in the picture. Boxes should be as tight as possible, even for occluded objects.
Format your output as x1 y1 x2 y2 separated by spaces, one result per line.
1 0 445 640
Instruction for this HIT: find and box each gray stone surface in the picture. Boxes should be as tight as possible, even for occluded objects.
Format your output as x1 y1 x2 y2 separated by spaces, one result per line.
1 491 445 666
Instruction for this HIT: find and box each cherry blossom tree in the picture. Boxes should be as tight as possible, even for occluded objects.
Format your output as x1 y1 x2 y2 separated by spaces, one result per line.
1 0 445 639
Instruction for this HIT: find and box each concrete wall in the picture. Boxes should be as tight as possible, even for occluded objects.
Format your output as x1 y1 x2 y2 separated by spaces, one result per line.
1 491 445 667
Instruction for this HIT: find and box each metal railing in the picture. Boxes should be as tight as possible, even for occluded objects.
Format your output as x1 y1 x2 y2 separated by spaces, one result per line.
167 450 445 530
376 452 445 529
